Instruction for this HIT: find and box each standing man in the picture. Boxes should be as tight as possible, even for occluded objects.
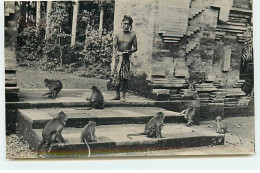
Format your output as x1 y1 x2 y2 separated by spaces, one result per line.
111 15 138 101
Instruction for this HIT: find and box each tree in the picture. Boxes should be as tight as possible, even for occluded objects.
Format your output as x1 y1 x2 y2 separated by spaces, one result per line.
45 1 52 39
43 1 71 66
71 0 79 46
36 1 41 32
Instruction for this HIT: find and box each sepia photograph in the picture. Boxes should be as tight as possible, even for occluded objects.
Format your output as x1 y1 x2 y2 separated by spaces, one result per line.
4 0 255 160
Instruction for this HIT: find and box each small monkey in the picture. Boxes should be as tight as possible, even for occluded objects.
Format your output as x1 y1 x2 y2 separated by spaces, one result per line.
185 78 201 90
42 79 63 99
86 85 105 110
215 116 242 144
80 121 97 157
127 112 164 139
180 107 199 127
215 116 227 134
37 111 68 152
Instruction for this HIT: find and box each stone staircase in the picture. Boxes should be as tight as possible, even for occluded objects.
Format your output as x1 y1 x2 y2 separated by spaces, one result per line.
13 89 224 157
185 0 213 55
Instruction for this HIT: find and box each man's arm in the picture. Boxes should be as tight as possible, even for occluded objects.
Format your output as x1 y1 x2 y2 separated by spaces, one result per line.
113 34 118 55
128 32 137 54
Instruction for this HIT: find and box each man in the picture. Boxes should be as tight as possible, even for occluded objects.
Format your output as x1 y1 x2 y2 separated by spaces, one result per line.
111 15 138 101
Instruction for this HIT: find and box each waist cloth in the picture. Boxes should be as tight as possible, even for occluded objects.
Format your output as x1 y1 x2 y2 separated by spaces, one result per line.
111 53 131 86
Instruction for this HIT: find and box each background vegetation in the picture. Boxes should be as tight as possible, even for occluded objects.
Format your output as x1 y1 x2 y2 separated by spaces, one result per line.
17 1 114 79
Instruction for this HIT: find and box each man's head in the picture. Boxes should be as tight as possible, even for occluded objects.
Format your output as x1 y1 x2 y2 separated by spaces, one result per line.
122 15 133 31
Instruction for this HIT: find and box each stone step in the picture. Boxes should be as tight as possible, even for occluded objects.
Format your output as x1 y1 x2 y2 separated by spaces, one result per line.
218 89 246 97
5 87 20 102
7 89 155 108
153 83 188 89
18 123 224 157
152 78 186 84
17 107 186 129
5 73 17 87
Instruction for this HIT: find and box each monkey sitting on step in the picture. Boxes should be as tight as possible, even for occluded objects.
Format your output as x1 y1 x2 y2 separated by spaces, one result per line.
215 116 227 134
80 121 98 157
215 116 242 144
180 106 200 127
42 79 63 99
127 112 164 139
86 85 105 110
37 111 68 152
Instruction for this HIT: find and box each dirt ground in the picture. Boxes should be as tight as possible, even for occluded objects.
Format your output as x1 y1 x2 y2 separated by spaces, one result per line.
16 67 108 90
5 67 255 159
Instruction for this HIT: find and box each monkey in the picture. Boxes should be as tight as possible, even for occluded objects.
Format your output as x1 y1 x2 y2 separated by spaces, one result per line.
37 111 68 152
215 116 227 134
180 107 200 127
215 116 242 144
85 85 105 110
80 121 97 157
185 77 201 90
127 112 164 139
42 79 63 99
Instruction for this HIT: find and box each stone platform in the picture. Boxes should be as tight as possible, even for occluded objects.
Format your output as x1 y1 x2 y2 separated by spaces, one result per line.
16 105 224 158
7 89 225 157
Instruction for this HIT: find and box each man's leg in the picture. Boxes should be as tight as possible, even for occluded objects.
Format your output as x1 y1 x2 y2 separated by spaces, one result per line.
111 84 120 100
122 78 128 101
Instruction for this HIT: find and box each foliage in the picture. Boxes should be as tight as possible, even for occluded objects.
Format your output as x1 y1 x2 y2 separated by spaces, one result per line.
78 29 113 79
17 25 45 65
16 1 114 80
43 1 71 66
128 72 155 99
241 25 253 74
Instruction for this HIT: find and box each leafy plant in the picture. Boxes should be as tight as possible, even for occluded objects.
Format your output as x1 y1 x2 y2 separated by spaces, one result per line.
43 1 71 66
17 1 114 79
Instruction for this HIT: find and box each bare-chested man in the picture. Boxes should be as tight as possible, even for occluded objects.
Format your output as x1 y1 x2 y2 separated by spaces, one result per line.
111 15 138 102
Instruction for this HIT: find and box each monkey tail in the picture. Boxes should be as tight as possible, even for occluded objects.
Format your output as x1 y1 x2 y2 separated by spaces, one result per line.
84 139 91 157
86 107 93 110
127 132 145 139
228 132 242 145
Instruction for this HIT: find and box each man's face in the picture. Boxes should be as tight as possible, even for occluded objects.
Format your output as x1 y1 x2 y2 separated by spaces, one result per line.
122 21 131 31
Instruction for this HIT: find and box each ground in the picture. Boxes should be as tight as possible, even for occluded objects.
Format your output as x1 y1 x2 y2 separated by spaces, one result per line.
5 67 255 159
16 67 108 90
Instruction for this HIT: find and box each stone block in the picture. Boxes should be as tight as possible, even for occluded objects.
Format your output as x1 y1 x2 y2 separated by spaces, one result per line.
201 103 224 120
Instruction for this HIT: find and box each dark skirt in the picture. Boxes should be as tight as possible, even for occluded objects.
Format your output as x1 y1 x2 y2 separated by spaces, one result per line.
111 54 131 86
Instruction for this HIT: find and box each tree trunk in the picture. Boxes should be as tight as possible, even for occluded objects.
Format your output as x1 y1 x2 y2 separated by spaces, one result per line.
36 1 41 32
59 28 63 66
45 1 52 39
71 0 79 46
99 5 104 33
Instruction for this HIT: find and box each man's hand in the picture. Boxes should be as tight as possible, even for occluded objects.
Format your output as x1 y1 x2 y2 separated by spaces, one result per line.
123 50 129 54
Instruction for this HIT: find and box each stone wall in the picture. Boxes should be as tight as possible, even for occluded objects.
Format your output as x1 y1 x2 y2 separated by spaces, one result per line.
113 0 155 78
151 0 188 79
113 0 251 99
187 8 219 79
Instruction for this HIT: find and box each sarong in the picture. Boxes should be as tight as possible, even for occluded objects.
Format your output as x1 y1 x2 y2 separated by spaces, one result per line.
111 53 131 86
